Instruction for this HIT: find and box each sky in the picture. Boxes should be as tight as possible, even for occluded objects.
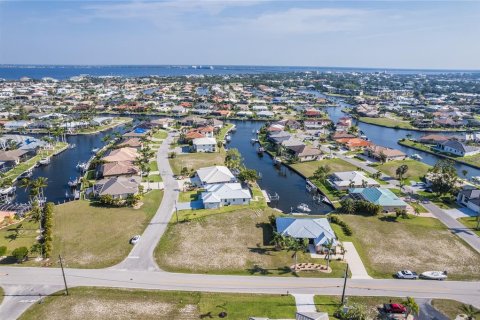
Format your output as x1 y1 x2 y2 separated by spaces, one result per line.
0 0 480 69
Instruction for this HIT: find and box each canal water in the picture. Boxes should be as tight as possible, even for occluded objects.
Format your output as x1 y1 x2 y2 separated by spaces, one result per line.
301 90 480 179
228 120 333 214
15 126 128 204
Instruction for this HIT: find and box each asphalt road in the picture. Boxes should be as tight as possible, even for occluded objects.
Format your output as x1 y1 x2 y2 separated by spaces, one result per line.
111 133 179 271
1 136 480 319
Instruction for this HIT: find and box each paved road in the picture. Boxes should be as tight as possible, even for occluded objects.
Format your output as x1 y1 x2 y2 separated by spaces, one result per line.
416 298 449 320
336 153 480 254
112 133 179 271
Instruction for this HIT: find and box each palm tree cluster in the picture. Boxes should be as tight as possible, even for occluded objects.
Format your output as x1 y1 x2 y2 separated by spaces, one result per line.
312 165 331 183
340 198 380 216
20 177 48 203
395 164 409 188
134 145 155 189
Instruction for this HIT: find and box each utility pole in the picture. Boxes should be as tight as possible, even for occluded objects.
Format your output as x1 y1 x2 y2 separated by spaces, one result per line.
59 255 69 296
175 200 179 223
341 263 349 305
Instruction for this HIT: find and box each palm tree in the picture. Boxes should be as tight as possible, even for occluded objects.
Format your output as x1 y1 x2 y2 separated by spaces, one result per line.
270 231 286 250
402 297 419 318
459 304 480 320
323 239 335 270
396 164 409 188
35 177 48 199
286 237 308 271
19 178 30 192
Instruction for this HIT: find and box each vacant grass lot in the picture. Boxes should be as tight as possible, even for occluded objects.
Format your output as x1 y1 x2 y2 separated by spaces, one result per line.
431 299 478 319
52 190 162 268
291 158 358 178
315 295 401 319
178 190 201 202
156 208 347 277
152 130 168 139
169 150 226 175
0 220 40 263
458 216 480 236
20 287 296 320
375 159 431 182
358 116 415 130
332 214 480 280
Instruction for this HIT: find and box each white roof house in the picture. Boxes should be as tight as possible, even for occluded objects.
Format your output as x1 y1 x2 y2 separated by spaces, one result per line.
196 166 236 185
328 171 379 190
201 183 251 208
276 217 338 250
192 137 217 153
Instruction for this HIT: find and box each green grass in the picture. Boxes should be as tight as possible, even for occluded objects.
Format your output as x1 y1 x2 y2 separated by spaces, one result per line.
76 117 132 134
2 142 68 181
315 295 402 319
416 191 460 209
0 219 40 261
358 116 414 130
152 130 168 139
375 159 431 182
169 150 226 175
458 216 480 236
216 123 234 140
143 173 162 182
148 161 158 171
51 190 163 268
156 207 347 278
19 287 297 320
431 299 478 319
178 190 201 202
331 214 480 280
291 158 359 178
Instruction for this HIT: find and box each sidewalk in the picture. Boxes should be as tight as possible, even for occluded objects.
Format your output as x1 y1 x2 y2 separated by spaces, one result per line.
343 242 372 279
292 294 316 313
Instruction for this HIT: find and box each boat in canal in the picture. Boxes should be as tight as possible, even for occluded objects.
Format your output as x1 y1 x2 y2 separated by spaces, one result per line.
411 154 423 160
91 147 100 153
68 177 79 188
225 135 231 142
257 147 265 154
19 169 33 179
273 157 282 165
76 162 89 172
38 157 51 165
296 203 311 213
471 176 480 184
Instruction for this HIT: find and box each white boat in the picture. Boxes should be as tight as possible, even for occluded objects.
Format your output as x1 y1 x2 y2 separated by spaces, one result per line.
69 143 76 149
273 157 282 165
225 135 231 142
297 203 311 212
38 157 50 165
251 138 258 143
411 154 423 160
256 130 260 134
420 271 448 280
471 176 480 184
91 147 100 153
0 186 16 195
76 162 88 172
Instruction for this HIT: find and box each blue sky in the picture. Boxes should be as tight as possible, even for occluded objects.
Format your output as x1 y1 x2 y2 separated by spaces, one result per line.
1 0 479 69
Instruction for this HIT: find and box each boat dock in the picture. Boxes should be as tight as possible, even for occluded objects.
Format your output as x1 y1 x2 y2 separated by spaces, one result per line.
261 190 270 203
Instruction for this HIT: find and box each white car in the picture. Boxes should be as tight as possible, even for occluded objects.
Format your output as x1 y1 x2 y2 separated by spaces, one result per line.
395 270 418 279
420 271 448 280
130 235 141 245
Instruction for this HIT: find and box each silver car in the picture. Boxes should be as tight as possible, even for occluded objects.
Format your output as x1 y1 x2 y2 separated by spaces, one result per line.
395 270 419 279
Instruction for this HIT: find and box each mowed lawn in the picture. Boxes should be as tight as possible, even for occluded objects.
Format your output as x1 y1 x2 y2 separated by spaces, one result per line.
156 208 347 277
0 220 40 259
169 151 226 175
358 116 414 130
52 190 163 268
315 296 402 319
458 216 480 236
431 299 479 319
291 158 358 177
375 159 431 182
332 214 480 280
20 287 297 320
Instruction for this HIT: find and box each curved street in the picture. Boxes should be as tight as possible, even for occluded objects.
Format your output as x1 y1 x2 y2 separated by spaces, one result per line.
0 132 479 319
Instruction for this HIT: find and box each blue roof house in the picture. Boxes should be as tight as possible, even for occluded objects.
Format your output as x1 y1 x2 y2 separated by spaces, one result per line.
276 217 338 253
348 187 407 212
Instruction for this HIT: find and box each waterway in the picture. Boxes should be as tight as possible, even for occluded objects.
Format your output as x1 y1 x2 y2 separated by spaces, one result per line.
228 120 333 214
301 90 480 179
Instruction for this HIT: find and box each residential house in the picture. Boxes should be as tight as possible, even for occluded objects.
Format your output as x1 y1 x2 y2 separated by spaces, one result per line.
118 137 142 150
0 149 31 169
364 145 406 161
457 186 480 213
328 171 379 191
192 137 217 153
196 166 236 186
435 140 480 157
276 217 338 253
257 110 275 118
180 116 209 127
4 121 32 131
348 187 408 212
418 134 450 144
99 161 140 178
94 176 141 199
201 183 252 209
336 137 371 150
102 147 139 163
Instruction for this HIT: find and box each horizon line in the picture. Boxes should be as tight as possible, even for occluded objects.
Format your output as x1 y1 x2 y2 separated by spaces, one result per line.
1 64 480 72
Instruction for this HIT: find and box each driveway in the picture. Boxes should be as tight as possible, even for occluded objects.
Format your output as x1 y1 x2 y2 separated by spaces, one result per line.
343 242 372 279
176 200 203 210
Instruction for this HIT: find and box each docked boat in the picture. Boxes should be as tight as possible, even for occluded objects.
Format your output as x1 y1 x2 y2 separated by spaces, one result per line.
420 271 448 280
68 177 79 188
256 130 260 134
76 162 88 172
91 147 100 153
273 157 282 165
411 154 423 160
19 169 33 179
296 203 311 213
471 176 480 184
225 135 231 142
69 143 76 149
0 186 16 195
306 179 317 193
257 147 265 154
251 138 259 143
38 157 50 165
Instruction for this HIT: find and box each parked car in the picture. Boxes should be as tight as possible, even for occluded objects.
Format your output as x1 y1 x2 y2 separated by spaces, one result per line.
383 303 407 314
420 271 448 280
130 235 141 245
395 270 419 279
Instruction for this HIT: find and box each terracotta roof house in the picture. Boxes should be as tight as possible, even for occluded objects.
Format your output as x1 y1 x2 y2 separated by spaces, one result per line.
119 137 142 149
418 134 450 144
336 138 372 150
185 131 205 141
364 145 406 161
304 108 323 118
331 132 356 140
102 147 139 162
100 161 140 178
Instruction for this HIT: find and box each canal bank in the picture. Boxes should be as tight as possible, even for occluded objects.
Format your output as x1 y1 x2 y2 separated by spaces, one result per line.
228 120 333 214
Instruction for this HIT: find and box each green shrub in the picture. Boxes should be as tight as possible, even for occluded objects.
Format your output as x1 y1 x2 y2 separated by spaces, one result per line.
0 246 7 256
12 247 29 263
